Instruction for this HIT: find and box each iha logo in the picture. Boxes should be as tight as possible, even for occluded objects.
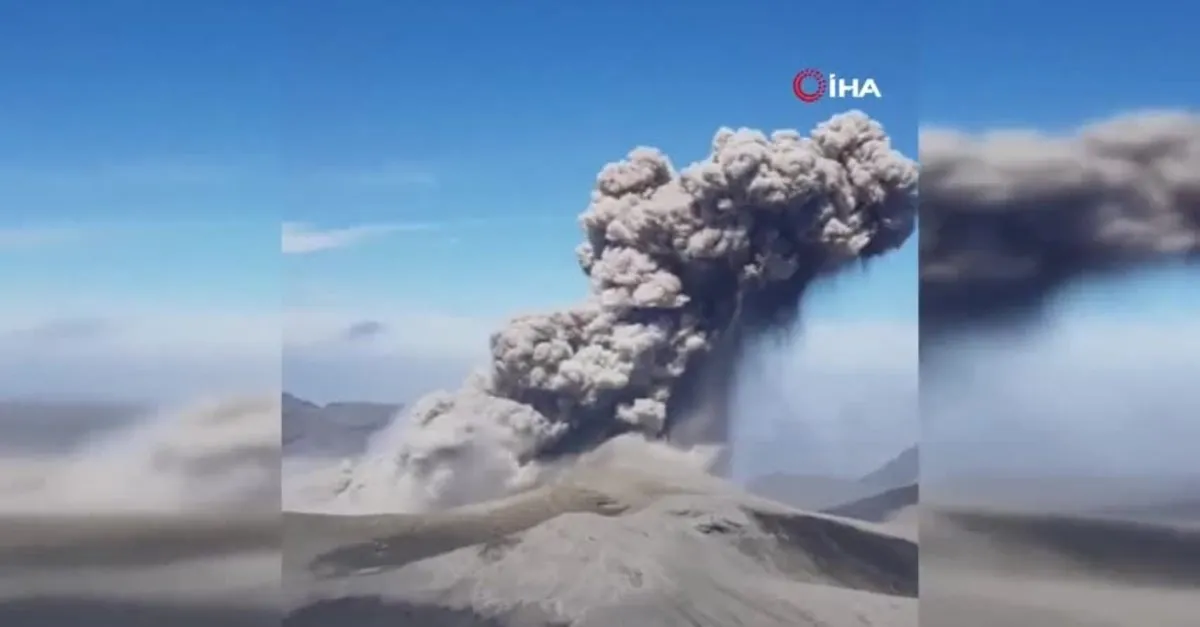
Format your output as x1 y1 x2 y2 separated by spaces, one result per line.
792 68 882 103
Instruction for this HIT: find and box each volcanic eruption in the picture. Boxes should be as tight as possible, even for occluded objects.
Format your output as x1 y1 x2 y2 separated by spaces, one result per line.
331 111 919 512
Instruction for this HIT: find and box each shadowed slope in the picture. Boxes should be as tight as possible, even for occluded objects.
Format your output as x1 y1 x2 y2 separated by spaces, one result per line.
924 507 1200 585
921 506 1200 627
824 484 918 524
0 514 279 626
858 446 918 490
0 599 277 627
0 513 276 568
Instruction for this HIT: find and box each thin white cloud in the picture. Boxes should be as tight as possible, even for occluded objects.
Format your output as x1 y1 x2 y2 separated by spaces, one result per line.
0 310 278 401
281 221 438 255
284 306 495 358
0 226 91 250
283 308 919 375
0 310 278 356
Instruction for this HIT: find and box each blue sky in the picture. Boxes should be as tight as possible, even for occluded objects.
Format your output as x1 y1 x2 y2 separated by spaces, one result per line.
3 2 1191 317
0 2 282 399
281 0 919 326
0 0 920 406
0 1 280 314
922 0 1198 132
276 0 922 478
2 0 918 328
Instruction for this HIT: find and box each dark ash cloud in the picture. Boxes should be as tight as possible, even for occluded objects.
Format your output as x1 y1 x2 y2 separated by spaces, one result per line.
920 111 1200 331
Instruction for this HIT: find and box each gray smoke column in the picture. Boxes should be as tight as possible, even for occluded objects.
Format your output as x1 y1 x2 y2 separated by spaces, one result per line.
330 111 917 512
921 110 1200 333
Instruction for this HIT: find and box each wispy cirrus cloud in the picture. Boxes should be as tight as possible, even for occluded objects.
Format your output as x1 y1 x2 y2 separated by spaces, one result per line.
281 221 438 254
0 310 278 401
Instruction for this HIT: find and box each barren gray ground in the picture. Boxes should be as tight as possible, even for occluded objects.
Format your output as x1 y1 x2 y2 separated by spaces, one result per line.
921 506 1200 627
0 513 280 626
284 462 918 627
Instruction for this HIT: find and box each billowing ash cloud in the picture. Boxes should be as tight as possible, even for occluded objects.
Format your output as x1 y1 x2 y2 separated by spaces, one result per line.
920 111 1200 330
326 111 917 512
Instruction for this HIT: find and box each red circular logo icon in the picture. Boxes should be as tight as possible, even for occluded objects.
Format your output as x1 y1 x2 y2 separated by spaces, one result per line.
792 68 827 103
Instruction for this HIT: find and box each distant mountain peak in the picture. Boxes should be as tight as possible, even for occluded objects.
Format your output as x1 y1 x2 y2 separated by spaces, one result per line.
858 445 918 489
282 392 320 412
282 392 401 457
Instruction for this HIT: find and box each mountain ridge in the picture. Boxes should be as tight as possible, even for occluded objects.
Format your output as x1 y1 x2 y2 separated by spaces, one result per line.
282 392 401 458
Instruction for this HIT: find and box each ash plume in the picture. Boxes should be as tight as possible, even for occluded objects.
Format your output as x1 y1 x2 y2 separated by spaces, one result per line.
0 396 281 514
328 111 917 512
920 110 1200 333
